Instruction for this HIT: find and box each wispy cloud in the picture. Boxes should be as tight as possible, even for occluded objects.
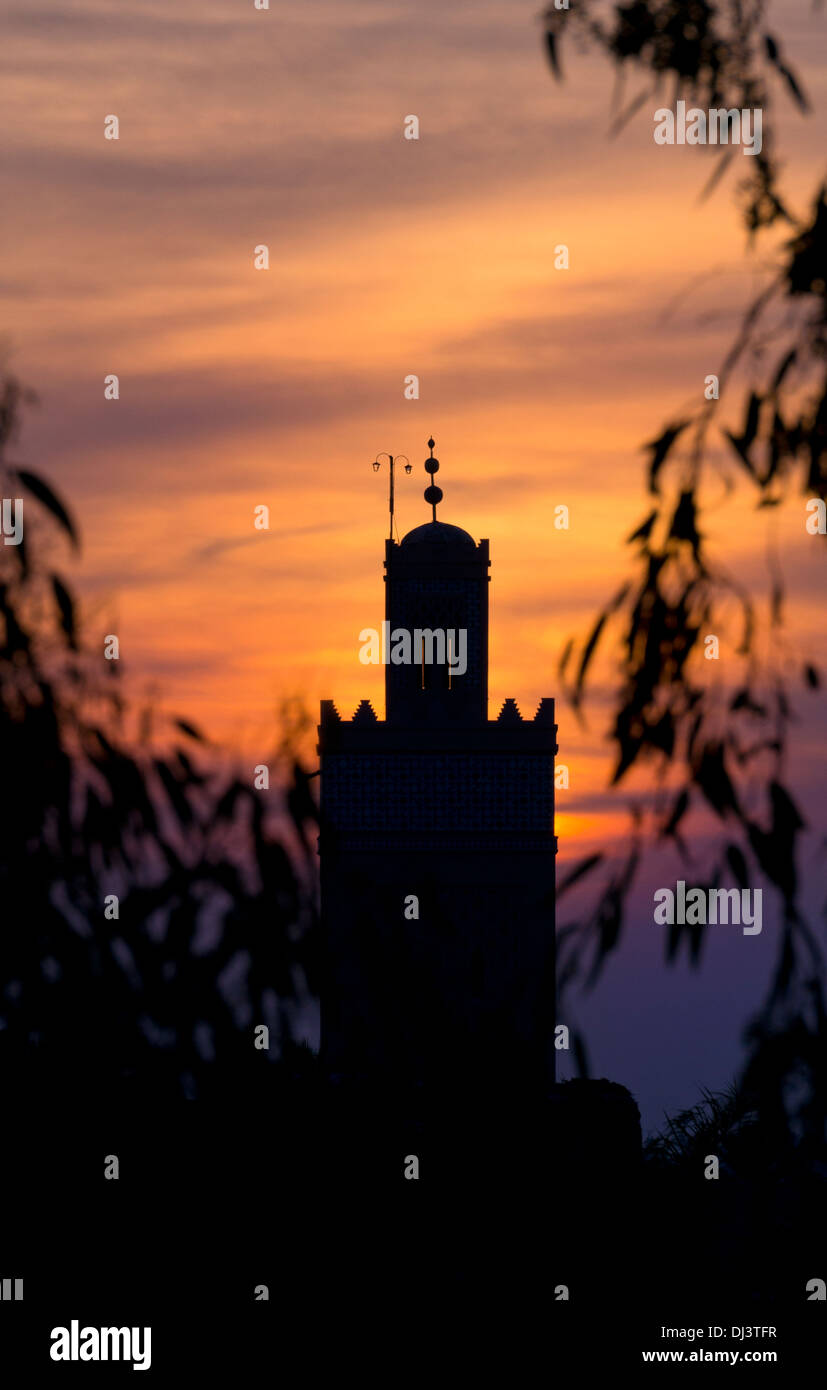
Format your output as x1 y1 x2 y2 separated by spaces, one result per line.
191 520 348 563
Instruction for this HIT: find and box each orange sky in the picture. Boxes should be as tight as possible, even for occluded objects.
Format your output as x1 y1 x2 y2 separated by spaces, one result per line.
3 0 826 854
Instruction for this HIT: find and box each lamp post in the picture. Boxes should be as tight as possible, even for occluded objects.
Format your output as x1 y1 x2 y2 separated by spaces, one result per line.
372 453 412 540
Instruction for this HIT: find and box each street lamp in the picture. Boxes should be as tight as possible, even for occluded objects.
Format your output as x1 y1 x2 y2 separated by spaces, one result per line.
372 452 412 540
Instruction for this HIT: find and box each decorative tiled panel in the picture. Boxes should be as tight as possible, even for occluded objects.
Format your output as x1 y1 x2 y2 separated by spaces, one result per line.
390 578 483 684
323 752 553 831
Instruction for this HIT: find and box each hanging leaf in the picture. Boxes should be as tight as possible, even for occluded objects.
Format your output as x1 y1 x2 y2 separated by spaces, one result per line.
645 709 675 758
770 781 805 834
665 919 681 965
770 575 783 628
153 758 194 827
586 882 625 986
626 510 657 545
644 420 689 494
780 66 808 114
174 749 206 785
558 852 604 897
764 34 809 113
668 490 701 554
742 392 762 448
608 580 631 612
723 392 763 478
695 743 739 818
14 469 79 549
51 574 77 649
736 595 754 657
215 780 249 821
573 610 609 704
698 148 735 203
557 636 574 679
544 31 561 79
608 86 655 139
660 788 689 841
174 718 207 742
726 844 749 889
687 919 706 968
770 347 797 392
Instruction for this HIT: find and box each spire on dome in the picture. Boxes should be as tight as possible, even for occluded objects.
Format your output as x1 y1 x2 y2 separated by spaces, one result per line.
423 437 443 522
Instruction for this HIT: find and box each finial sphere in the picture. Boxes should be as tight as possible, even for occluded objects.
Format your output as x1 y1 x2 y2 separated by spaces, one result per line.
427 437 435 450
425 458 440 474
424 485 443 506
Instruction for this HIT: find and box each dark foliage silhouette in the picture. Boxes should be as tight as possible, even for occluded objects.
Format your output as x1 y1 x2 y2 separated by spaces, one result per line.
0 376 319 1101
543 2 826 1149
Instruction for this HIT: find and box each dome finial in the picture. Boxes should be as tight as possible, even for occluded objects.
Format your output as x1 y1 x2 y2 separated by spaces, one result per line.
423 437 443 522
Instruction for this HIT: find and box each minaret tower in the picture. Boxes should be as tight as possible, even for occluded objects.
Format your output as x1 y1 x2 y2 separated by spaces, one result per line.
318 442 557 1095
384 440 489 727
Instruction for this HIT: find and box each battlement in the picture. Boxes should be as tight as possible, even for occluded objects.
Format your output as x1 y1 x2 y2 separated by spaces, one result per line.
320 696 557 747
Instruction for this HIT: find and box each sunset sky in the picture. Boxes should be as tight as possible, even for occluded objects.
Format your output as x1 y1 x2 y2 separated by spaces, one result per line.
3 0 826 1125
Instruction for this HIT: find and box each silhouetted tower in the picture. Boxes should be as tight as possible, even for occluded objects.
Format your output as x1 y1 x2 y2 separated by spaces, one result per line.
318 442 557 1094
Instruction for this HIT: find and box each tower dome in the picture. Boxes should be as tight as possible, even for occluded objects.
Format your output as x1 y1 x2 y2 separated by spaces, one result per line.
400 520 476 551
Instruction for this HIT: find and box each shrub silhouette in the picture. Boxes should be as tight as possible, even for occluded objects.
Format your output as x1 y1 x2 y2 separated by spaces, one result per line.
0 374 319 1102
543 0 827 1153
